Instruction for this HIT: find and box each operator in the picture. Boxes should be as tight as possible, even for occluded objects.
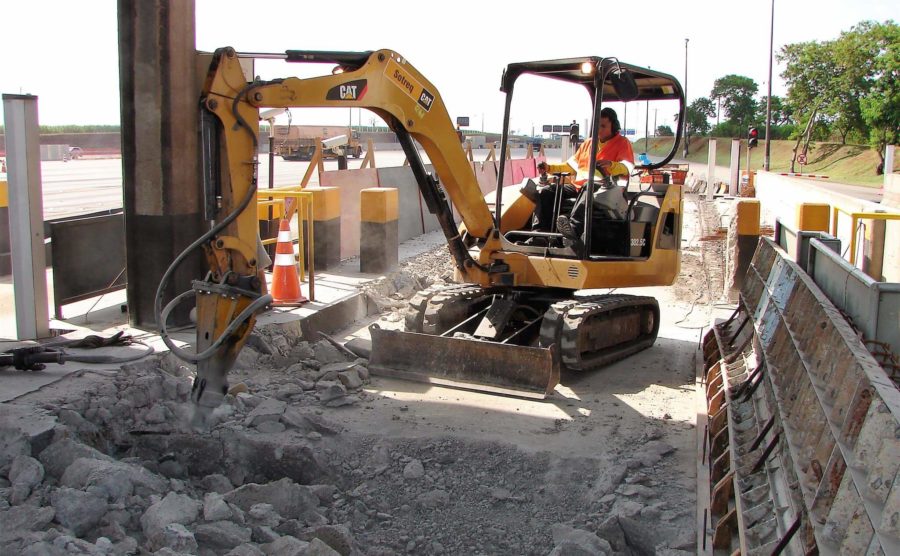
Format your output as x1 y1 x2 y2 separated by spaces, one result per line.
530 108 634 241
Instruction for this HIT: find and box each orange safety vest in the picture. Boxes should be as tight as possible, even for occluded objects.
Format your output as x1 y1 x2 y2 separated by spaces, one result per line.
571 133 635 188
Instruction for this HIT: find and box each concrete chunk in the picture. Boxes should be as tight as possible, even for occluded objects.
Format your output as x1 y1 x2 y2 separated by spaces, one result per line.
550 523 612 555
194 520 252 550
0 505 55 543
38 439 112 479
61 457 168 501
0 428 31 476
224 478 318 520
161 523 198 553
140 492 201 550
50 487 108 537
245 399 287 427
262 535 310 555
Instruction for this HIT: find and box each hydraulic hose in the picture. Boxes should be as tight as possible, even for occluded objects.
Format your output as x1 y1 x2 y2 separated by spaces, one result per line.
154 83 268 364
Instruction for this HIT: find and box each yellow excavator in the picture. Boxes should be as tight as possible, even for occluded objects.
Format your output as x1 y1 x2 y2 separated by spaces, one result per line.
156 47 684 406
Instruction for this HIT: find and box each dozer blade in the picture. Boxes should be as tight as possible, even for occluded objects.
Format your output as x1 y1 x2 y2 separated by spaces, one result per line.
368 324 560 399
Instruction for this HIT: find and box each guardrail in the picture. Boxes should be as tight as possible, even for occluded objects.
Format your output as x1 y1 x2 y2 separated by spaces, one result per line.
830 206 900 267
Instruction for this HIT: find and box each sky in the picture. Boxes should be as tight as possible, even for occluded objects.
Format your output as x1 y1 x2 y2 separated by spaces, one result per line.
0 0 896 140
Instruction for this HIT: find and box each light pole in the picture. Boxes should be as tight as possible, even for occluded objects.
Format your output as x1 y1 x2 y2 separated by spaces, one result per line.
683 38 689 157
764 0 775 171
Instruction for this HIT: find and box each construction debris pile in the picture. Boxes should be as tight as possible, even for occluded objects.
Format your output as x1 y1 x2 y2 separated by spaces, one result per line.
1 325 694 556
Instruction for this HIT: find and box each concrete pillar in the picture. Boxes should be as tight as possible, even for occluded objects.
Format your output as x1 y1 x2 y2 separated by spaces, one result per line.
796 203 830 232
0 180 9 276
862 212 886 281
359 188 398 274
305 187 341 270
885 145 895 183
2 95 50 339
729 139 741 197
118 0 204 327
724 199 760 300
706 139 716 200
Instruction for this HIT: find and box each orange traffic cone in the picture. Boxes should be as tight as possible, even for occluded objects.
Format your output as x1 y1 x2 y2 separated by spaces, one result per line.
270 218 308 306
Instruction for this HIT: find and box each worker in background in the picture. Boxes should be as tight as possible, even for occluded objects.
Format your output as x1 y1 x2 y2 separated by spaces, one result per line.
531 108 634 242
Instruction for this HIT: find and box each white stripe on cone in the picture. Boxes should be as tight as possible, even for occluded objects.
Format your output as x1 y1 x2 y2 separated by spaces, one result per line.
274 253 296 266
277 231 291 242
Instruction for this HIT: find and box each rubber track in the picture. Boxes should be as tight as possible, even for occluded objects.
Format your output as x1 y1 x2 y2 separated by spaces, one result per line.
422 285 492 335
539 294 660 371
404 283 486 333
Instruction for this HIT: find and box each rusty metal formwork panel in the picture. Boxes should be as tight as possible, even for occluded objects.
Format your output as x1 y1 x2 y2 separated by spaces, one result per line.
700 238 900 555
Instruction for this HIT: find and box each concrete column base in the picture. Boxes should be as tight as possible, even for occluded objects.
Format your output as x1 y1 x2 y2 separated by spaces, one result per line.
359 188 398 274
306 187 341 270
360 221 398 273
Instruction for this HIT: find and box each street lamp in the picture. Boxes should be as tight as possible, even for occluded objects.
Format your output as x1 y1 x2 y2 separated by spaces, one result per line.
683 38 689 157
764 0 775 171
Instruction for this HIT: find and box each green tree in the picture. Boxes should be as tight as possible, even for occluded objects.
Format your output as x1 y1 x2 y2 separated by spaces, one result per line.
686 98 715 137
656 125 674 137
710 75 758 127
856 21 899 173
758 95 791 126
780 19 898 172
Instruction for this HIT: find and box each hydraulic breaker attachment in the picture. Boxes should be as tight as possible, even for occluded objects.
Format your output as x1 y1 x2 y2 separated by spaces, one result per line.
367 324 560 399
191 279 261 408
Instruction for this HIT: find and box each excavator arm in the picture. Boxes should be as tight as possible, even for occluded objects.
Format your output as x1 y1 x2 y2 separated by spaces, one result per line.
172 47 502 407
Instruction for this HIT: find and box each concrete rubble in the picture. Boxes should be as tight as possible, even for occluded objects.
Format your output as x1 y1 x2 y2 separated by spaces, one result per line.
0 203 716 554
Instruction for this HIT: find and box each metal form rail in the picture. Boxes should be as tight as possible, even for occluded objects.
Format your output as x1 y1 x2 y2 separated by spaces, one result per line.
700 238 900 555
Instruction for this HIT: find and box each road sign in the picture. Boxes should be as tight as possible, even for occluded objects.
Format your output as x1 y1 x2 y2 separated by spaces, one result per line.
456 116 470 127
798 153 807 165
625 129 636 136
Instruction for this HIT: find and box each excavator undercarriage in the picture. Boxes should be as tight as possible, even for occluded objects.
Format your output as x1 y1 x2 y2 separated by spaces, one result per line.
367 284 661 398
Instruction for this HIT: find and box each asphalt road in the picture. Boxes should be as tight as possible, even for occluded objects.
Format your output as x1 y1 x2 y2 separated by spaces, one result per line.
11 148 885 220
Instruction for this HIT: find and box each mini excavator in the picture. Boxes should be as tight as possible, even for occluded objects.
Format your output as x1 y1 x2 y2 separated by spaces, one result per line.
157 47 684 406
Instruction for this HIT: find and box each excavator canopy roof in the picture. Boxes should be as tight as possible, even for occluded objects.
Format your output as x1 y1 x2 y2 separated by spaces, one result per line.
501 57 683 103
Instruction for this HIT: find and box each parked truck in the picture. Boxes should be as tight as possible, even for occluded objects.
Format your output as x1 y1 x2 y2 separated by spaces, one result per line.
273 125 363 160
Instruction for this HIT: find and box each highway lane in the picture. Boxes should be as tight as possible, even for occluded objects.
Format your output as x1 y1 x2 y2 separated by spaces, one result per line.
17 149 886 221
31 148 535 220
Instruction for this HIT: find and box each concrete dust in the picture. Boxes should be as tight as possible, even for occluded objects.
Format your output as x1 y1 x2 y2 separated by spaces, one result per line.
0 196 717 555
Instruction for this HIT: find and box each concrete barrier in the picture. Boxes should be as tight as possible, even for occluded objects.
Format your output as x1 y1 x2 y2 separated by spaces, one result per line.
359 188 398 274
756 171 899 281
318 168 379 259
376 166 440 241
701 238 900 554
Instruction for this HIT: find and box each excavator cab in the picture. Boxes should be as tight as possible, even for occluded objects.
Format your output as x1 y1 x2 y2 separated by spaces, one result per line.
486 57 685 264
